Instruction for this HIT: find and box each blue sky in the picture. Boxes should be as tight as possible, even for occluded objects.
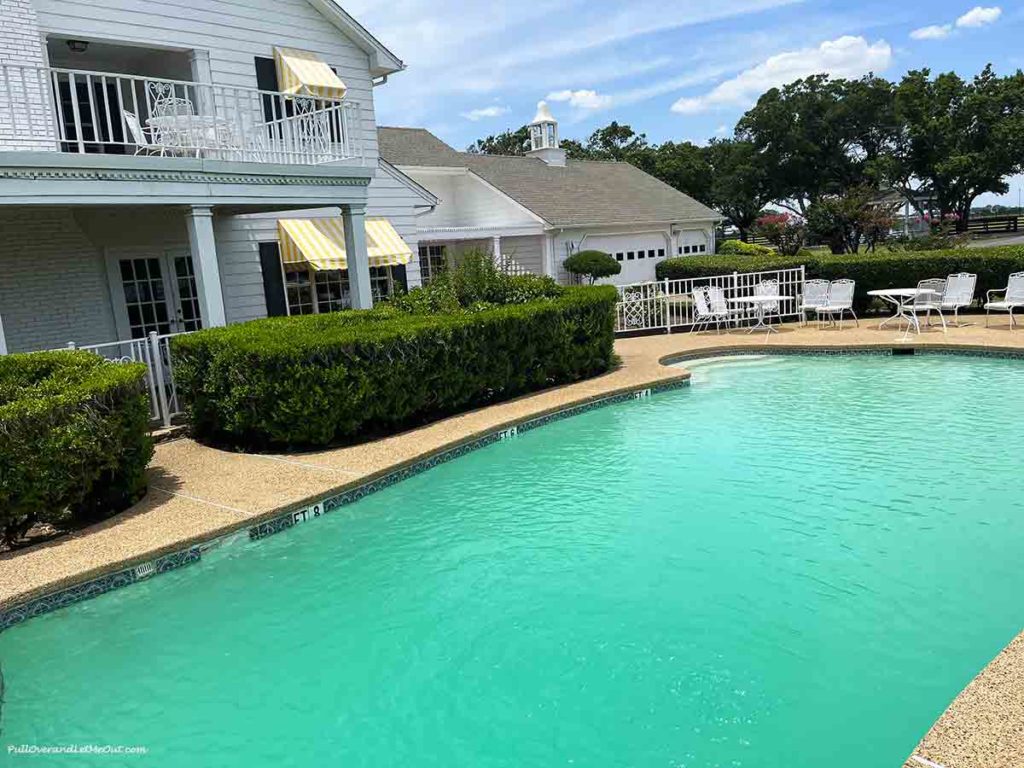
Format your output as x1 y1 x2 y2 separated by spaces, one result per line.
347 0 1024 205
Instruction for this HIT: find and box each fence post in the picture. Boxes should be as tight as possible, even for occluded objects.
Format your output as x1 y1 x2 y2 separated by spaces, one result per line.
149 331 172 429
663 277 671 334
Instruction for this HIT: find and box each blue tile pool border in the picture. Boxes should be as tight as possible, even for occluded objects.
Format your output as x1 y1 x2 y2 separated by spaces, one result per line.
0 378 689 634
5 344 1024 635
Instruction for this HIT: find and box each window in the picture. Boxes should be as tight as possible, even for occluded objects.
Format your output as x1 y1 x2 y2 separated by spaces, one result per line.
678 246 683 255
419 244 448 285
658 248 665 258
647 249 656 259
627 251 635 260
119 257 173 338
285 268 316 315
697 244 706 253
284 267 395 314
615 252 624 262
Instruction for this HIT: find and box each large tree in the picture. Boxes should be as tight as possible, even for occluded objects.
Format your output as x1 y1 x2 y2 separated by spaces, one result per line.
884 65 1024 223
736 73 895 213
466 126 531 155
703 139 773 240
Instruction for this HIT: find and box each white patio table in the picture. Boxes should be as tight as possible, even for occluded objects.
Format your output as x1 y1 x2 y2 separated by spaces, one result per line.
728 294 786 334
147 115 239 156
867 287 940 334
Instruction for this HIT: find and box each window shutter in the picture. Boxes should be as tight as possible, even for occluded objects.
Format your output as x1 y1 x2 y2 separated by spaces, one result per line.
259 242 288 317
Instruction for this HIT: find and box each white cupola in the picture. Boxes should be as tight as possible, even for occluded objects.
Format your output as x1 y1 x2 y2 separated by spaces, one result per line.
527 100 566 167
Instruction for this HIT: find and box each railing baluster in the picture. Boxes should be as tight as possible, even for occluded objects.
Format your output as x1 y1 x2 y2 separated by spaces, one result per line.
85 73 100 147
67 72 85 153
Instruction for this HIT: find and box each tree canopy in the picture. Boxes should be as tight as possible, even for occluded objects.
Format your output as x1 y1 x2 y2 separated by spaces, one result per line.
468 63 1024 232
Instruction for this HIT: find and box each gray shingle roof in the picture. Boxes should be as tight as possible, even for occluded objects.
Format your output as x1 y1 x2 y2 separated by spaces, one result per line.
378 127 721 227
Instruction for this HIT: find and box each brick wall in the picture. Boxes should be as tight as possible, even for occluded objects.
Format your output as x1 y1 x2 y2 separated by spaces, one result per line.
0 208 118 352
0 0 57 150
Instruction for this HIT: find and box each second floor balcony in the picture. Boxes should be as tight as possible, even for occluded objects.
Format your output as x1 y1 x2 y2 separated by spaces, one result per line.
0 63 364 167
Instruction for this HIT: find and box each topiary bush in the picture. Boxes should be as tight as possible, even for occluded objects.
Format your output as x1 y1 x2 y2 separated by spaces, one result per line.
656 245 1024 314
0 351 153 546
563 250 621 284
171 286 618 450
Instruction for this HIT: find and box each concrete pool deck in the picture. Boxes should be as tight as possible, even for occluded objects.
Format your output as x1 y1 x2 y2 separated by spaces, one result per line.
3 317 1024 766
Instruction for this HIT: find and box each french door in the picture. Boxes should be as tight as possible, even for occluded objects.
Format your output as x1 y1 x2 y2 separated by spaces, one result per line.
109 248 203 339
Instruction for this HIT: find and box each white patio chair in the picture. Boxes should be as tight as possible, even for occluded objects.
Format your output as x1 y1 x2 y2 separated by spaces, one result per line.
690 286 716 333
122 110 165 156
905 278 947 334
755 279 781 325
801 279 830 326
815 279 857 329
706 285 742 328
941 272 976 326
984 271 1024 328
147 81 195 118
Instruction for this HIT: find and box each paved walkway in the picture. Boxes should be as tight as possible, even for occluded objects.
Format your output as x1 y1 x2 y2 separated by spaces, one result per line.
3 317 1024 766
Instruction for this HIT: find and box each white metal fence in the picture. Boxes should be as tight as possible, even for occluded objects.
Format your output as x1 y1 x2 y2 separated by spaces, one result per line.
615 266 806 334
1 64 363 165
66 331 190 428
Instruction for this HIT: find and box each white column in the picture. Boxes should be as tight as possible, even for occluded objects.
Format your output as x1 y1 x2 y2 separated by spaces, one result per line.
492 235 502 266
342 204 373 309
185 206 227 327
188 49 215 116
0 311 8 355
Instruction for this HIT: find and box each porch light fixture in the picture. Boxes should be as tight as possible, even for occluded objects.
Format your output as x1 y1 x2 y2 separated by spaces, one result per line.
66 40 89 53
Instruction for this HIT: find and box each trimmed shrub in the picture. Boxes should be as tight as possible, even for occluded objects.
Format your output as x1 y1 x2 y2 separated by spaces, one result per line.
171 286 618 450
564 250 621 284
0 351 153 546
656 245 1024 313
717 239 775 256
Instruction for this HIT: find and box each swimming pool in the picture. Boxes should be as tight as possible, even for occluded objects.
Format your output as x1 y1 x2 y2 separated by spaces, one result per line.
1 353 1022 767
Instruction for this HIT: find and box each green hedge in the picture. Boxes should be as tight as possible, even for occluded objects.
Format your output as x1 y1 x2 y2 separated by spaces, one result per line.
171 286 618 450
657 246 1024 312
0 351 153 545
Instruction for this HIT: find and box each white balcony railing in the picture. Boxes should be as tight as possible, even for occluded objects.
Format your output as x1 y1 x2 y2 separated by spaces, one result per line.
0 64 363 165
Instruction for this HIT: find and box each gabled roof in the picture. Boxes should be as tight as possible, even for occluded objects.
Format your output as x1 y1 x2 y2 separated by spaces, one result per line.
308 0 404 78
378 127 722 227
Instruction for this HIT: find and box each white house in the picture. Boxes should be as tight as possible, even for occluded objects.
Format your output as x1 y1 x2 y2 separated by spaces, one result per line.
0 0 433 354
379 102 722 287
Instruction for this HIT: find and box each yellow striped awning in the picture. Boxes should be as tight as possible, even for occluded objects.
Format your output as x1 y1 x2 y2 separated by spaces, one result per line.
272 47 347 100
278 217 413 271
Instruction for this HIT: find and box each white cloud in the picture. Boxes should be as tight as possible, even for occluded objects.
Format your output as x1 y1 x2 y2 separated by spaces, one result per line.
670 35 892 115
459 105 511 121
955 5 1001 27
546 89 613 110
910 24 952 40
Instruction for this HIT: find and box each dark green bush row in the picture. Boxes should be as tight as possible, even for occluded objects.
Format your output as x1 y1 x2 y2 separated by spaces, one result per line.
0 351 153 545
171 286 618 450
657 246 1024 312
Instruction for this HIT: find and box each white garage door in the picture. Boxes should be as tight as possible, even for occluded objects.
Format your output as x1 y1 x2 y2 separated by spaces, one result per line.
585 233 668 286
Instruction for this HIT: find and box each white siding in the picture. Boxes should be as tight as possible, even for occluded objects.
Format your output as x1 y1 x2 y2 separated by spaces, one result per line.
0 0 58 150
366 164 425 289
0 208 117 351
501 235 544 275
31 0 381 161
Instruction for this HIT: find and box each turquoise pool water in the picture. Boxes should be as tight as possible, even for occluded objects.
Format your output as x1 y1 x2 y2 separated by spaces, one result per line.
2 354 1023 767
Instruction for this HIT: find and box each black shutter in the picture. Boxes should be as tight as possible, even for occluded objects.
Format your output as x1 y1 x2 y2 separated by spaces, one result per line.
259 242 288 317
254 56 282 123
